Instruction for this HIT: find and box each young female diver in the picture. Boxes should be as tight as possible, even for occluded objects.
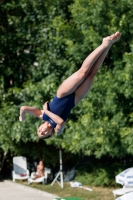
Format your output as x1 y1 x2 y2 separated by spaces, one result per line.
19 31 120 139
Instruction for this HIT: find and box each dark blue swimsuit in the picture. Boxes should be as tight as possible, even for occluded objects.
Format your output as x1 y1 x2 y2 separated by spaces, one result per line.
43 93 75 128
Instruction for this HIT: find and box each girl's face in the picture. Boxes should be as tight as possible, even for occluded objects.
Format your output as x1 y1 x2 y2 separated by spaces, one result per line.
37 122 53 139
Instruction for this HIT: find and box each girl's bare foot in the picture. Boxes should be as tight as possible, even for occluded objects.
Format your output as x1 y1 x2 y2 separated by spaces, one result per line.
102 31 120 47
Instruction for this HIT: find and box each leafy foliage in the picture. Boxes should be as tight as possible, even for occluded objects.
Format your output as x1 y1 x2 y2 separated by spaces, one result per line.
0 0 133 163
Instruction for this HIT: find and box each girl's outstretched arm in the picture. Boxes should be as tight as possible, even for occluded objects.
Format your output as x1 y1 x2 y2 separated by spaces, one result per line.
19 106 43 121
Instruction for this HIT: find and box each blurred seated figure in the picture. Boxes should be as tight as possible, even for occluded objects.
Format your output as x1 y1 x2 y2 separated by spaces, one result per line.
31 160 45 180
28 160 52 184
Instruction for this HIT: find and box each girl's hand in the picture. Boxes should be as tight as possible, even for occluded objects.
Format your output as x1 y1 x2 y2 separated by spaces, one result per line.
43 102 49 112
19 115 24 122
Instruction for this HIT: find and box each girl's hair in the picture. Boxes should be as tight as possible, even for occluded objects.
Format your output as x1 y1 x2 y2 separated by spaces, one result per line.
39 160 45 167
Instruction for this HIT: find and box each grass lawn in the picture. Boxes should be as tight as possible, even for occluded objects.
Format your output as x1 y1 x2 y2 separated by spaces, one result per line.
16 180 117 200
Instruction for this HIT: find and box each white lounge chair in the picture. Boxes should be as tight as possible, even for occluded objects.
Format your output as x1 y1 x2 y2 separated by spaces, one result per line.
113 185 133 197
28 167 52 184
12 156 29 182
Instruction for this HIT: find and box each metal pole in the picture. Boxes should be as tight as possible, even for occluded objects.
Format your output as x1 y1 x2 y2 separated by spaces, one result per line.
51 148 64 188
59 148 63 188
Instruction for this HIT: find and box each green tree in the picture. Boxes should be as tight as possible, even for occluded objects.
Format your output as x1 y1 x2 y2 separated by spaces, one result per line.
0 0 133 161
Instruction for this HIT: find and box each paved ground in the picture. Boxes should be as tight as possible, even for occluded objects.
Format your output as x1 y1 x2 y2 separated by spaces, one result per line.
0 180 60 200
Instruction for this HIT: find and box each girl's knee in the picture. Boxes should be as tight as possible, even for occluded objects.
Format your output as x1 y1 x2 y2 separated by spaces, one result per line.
78 68 88 79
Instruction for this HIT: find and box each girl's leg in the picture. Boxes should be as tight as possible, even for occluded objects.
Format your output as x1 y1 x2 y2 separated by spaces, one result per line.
57 32 120 98
75 47 110 104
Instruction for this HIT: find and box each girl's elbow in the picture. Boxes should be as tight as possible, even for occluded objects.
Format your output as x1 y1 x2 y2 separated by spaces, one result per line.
20 106 27 113
60 119 64 125
21 106 26 111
